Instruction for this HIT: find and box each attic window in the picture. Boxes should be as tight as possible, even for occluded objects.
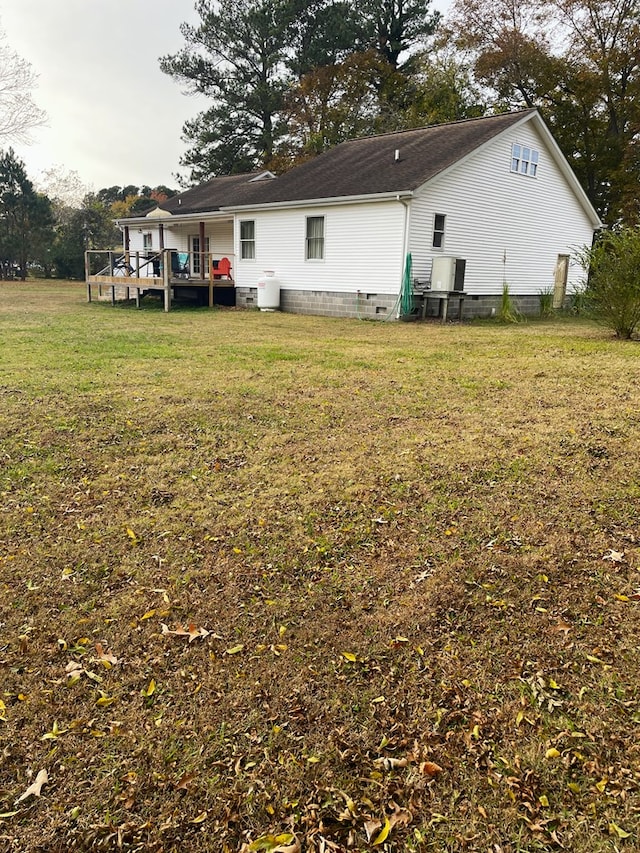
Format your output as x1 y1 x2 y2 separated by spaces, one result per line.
511 143 539 177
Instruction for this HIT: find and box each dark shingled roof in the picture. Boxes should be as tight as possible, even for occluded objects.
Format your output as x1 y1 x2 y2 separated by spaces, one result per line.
142 111 535 217
157 172 272 215
230 111 534 207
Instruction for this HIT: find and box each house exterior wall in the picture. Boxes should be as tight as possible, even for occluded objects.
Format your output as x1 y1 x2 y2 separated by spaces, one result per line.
125 219 235 265
233 201 406 307
408 121 596 304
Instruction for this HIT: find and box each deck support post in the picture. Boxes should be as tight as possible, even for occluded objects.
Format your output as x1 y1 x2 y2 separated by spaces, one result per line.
85 251 91 302
163 248 171 312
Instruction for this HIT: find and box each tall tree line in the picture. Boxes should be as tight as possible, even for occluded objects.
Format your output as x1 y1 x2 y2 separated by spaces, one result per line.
162 0 639 224
0 150 177 280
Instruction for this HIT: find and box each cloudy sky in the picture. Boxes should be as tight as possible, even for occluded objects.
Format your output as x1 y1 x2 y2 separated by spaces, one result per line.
1 0 451 195
1 0 207 192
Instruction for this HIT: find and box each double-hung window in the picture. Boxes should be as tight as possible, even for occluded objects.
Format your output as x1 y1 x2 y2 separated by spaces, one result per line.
511 143 539 176
240 220 256 259
432 213 446 249
306 216 324 260
142 232 152 250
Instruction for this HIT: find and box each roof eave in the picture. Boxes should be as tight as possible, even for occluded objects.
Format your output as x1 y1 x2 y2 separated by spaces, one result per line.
222 189 414 213
116 209 232 227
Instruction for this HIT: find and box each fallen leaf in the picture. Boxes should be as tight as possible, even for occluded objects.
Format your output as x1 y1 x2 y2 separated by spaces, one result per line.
248 834 299 852
420 760 443 777
141 679 156 698
225 644 244 655
609 822 631 839
389 803 412 829
42 721 67 740
94 643 119 665
191 811 208 824
545 747 561 759
161 622 212 642
373 816 391 845
175 772 196 791
273 836 301 853
364 819 382 842
15 769 48 803
341 652 357 662
373 756 408 770
603 549 625 563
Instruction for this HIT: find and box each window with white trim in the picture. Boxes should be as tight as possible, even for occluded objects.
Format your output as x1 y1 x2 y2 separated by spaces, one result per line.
240 220 256 259
306 216 324 260
511 143 539 176
432 213 446 249
142 232 152 249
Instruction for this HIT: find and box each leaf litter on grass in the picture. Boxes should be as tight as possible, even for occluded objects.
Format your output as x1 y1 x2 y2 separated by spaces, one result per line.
1 284 640 850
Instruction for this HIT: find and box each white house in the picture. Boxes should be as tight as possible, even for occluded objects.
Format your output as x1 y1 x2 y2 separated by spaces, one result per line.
101 109 601 319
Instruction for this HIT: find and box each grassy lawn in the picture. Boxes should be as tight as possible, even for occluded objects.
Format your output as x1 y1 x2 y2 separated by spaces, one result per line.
1 281 639 852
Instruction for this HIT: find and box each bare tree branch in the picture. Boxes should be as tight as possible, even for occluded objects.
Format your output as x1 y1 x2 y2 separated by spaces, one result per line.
0 27 47 144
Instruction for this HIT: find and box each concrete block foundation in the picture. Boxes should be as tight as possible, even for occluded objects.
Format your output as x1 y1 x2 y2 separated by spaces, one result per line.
237 287 548 321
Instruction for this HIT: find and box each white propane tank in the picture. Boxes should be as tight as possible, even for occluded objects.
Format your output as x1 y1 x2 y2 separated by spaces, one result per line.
257 270 280 311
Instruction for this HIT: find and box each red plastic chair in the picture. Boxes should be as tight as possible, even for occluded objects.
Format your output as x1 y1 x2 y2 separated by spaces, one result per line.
213 257 232 279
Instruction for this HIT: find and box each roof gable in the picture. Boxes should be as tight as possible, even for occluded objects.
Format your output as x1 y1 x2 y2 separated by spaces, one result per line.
228 111 537 207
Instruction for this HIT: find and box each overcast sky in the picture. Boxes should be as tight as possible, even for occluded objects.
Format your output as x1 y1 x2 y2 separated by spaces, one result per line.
1 0 451 195
1 0 207 192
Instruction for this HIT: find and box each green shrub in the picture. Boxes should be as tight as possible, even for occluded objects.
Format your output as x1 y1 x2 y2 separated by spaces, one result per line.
498 283 525 323
539 287 554 318
578 228 640 339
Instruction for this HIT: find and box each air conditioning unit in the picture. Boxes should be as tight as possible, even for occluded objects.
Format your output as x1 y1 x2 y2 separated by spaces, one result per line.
431 257 466 292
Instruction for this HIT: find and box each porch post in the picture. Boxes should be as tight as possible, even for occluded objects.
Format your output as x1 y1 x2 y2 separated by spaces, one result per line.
163 248 171 313
199 220 205 280
85 251 91 302
158 223 165 250
123 225 130 273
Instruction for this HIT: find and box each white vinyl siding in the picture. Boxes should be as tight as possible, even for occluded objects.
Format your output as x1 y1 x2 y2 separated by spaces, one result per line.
409 121 595 297
235 202 405 295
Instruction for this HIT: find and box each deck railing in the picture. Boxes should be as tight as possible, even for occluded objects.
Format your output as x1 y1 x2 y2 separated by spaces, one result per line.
85 249 235 312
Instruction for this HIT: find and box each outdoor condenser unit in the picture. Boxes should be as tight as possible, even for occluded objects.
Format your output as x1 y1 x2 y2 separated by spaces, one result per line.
430 257 466 292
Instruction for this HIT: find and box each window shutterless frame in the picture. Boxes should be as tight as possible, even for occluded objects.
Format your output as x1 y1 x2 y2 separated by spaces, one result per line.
432 213 446 249
511 143 539 177
240 220 256 260
305 216 324 260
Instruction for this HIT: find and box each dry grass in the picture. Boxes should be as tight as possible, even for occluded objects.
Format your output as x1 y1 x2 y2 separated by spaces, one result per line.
1 281 639 852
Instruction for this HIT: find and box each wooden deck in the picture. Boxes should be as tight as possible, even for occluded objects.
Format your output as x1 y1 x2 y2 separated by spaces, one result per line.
86 276 235 311
85 250 235 311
